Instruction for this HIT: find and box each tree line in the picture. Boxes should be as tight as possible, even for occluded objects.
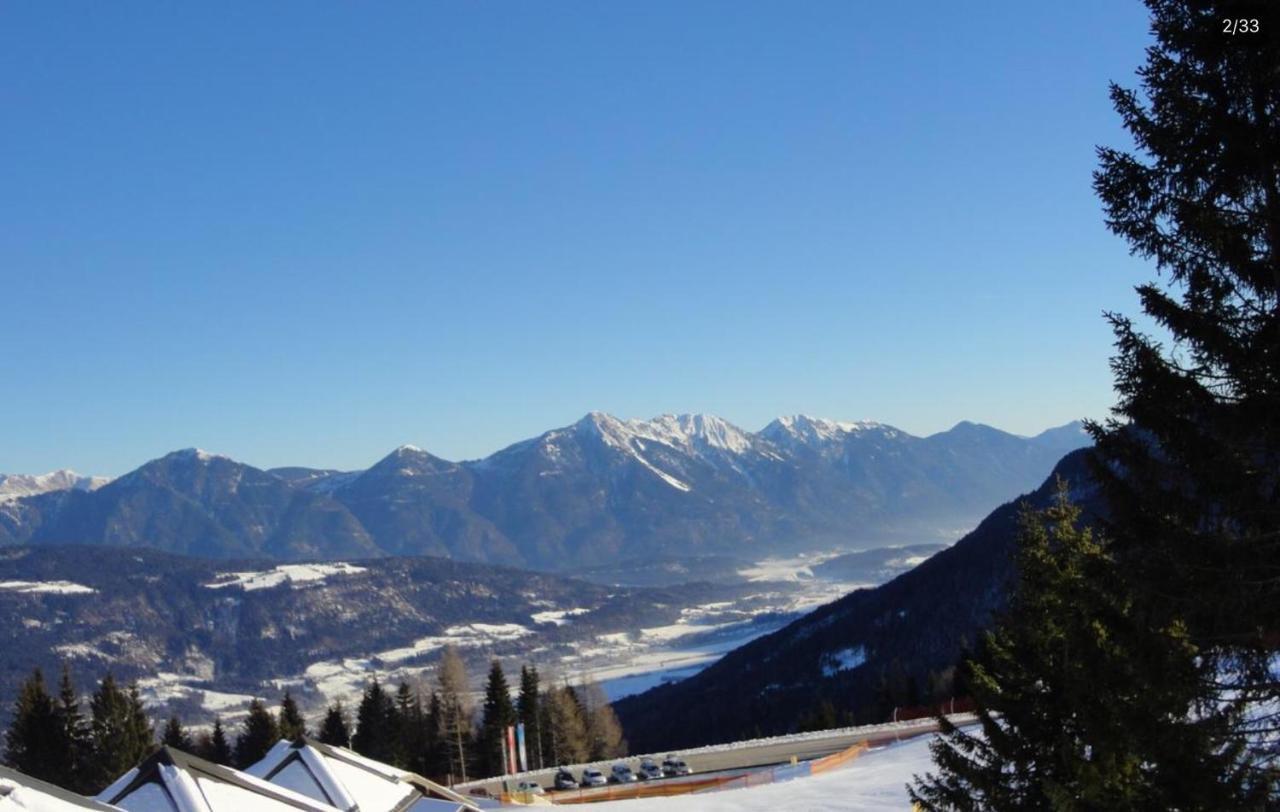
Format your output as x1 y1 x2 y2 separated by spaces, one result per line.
3 645 625 794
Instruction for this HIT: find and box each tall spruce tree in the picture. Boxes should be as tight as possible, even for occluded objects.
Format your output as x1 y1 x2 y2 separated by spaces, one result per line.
56 665 91 792
278 690 307 742
234 698 280 769
478 661 517 777
1089 0 1280 787
517 666 543 770
393 682 427 772
351 678 395 763
202 717 233 766
319 701 351 748
4 669 64 784
423 691 447 781
88 674 153 791
911 488 1251 809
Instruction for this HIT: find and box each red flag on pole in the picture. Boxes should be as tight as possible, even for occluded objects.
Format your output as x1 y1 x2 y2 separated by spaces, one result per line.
507 725 518 774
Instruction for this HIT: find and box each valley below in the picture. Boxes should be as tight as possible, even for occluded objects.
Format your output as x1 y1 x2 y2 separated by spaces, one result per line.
0 541 942 727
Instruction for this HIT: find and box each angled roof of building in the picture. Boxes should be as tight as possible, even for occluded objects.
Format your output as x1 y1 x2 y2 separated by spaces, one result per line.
0 766 124 812
244 739 478 812
96 747 340 812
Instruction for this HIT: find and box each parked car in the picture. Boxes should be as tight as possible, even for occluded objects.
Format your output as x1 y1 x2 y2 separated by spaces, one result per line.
609 763 638 784
580 768 607 788
637 758 663 780
554 769 578 791
662 755 692 777
515 780 545 796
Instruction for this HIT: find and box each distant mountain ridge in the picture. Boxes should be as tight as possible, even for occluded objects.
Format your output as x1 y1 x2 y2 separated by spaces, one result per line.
0 470 109 503
613 448 1104 751
0 413 1089 569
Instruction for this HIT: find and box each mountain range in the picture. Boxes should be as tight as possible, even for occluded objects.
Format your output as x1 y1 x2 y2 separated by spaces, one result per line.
0 413 1088 570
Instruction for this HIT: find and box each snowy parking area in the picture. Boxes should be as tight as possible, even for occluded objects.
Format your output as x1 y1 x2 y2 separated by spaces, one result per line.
583 734 935 811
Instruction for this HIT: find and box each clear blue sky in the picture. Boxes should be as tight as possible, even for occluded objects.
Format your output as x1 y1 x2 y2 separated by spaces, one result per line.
2 1 1156 476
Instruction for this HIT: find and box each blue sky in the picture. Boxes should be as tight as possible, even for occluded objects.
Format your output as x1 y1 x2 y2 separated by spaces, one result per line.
2 1 1155 476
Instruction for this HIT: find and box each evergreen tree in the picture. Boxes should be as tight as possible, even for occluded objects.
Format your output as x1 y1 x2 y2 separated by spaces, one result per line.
4 669 64 784
478 661 517 777
278 689 307 742
436 645 473 783
351 678 395 763
517 665 543 770
160 715 192 751
55 665 91 792
126 682 154 760
1089 0 1280 787
88 673 153 791
911 489 1249 809
206 718 233 765
233 698 280 769
318 701 351 748
393 682 427 772
423 691 447 780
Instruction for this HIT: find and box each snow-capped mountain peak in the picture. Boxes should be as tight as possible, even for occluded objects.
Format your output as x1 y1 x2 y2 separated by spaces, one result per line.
575 412 754 455
0 470 111 503
168 448 231 463
761 414 888 448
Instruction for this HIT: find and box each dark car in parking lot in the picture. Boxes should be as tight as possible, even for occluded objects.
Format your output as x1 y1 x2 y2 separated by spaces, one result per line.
637 757 663 780
554 768 578 791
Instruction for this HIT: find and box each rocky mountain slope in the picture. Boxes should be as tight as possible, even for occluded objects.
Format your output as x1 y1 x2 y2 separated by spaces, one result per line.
0 413 1088 569
613 448 1104 751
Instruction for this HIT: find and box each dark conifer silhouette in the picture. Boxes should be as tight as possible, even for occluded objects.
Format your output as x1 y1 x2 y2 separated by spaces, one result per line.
233 698 280 769
278 689 307 742
318 700 351 748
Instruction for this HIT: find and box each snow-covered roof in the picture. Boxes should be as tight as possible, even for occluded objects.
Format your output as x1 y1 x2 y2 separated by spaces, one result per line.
0 765 124 812
97 748 339 812
244 740 477 812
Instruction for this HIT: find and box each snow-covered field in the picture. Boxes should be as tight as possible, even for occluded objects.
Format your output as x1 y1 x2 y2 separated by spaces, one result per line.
0 580 96 595
203 563 368 591
587 734 934 811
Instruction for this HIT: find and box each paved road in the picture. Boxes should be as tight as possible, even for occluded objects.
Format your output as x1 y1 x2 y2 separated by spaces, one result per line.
455 714 973 800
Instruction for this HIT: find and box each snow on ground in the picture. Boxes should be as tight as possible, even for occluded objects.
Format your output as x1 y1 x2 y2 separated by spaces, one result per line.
203 563 368 591
377 623 532 664
304 623 534 704
134 672 259 720
586 734 935 812
530 608 590 626
0 580 96 595
737 551 849 584
821 645 867 677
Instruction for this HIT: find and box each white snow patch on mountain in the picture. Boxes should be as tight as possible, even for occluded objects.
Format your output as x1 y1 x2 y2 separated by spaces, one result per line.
822 645 868 677
204 563 368 591
0 470 110 503
372 623 533 665
761 414 894 449
582 412 755 457
0 580 96 595
531 608 591 626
